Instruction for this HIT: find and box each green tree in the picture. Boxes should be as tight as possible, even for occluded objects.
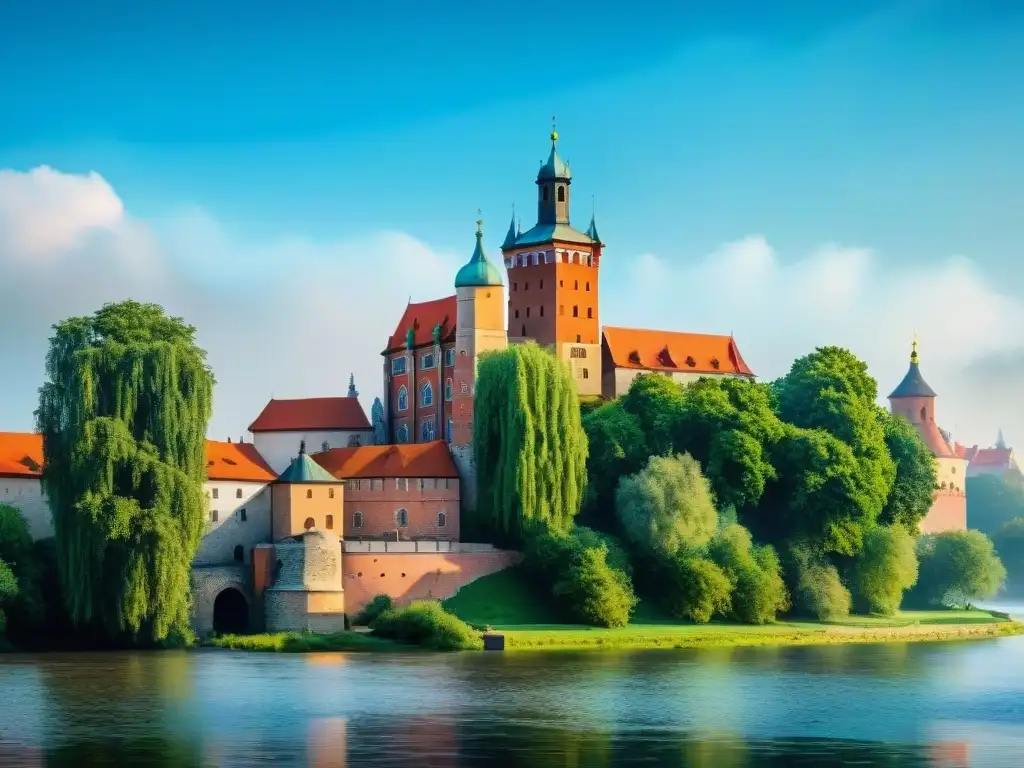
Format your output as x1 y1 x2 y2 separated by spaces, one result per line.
707 524 790 624
967 474 1024 535
474 342 587 545
615 453 718 560
879 413 938 533
618 373 686 456
35 300 214 644
787 541 852 620
992 517 1024 594
852 526 919 615
910 530 1006 608
581 401 647 526
0 558 17 643
661 556 732 623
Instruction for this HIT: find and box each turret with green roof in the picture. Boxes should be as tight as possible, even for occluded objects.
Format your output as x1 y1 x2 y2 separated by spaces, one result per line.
276 440 339 484
455 218 504 288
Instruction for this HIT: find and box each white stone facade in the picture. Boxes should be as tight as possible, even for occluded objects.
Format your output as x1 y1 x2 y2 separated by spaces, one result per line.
1 476 52 540
252 429 373 474
195 480 273 566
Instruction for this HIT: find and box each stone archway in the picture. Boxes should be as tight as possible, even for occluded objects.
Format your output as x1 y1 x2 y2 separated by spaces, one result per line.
213 587 250 635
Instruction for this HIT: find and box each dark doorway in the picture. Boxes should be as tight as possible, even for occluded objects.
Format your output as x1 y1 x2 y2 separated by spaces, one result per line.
212 588 249 635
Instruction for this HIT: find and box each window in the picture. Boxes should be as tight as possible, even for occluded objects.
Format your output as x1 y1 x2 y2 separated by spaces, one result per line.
446 417 453 443
329 487 335 499
460 381 469 394
326 514 334 530
210 510 219 523
559 305 564 316
587 307 593 319
540 280 544 289
540 306 544 317
238 508 247 522
559 280 564 287
574 280 578 289
576 334 581 343
397 385 408 411
421 381 433 407
438 511 447 528
557 186 565 202
582 368 589 379
236 488 243 499
521 324 526 336
353 511 364 529
920 406 927 421
233 545 244 562
396 478 409 491
421 353 436 370
525 282 529 290
304 517 315 530
347 434 361 447
526 307 530 318
306 489 313 499
513 282 518 291
422 419 436 441
445 378 453 401
572 305 578 317
397 424 409 443
392 357 407 375
952 466 957 475
570 347 587 359
586 281 590 291
514 309 519 318
212 488 219 500
444 348 456 367
396 508 409 527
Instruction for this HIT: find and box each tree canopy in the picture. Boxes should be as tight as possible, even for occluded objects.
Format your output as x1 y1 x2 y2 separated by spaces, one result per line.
967 473 1024 535
993 517 1024 595
879 413 938 533
473 341 587 545
910 530 1006 608
36 300 214 644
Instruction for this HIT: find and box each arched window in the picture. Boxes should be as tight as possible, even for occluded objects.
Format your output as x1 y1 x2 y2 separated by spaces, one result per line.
540 280 544 289
353 511 364 529
397 385 408 411
446 417 453 443
395 508 409 527
421 381 433 407
445 378 453 401
305 489 313 499
438 511 447 528
233 545 244 562
574 279 579 289
920 406 927 421
328 487 335 499
587 307 593 319
582 368 589 379
514 309 519 318
539 305 544 317
572 305 578 317
397 424 409 443
557 186 565 202
304 517 315 530
521 324 526 336
326 514 334 530
576 334 581 343
526 307 531 318
421 419 436 441
236 488 243 499
586 282 590 291
238 508 247 522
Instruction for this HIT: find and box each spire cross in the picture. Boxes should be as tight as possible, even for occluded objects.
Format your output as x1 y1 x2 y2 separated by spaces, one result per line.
910 332 919 364
476 209 483 234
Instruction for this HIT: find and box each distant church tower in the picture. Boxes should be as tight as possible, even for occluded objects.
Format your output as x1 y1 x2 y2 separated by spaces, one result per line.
450 218 507 511
501 126 603 396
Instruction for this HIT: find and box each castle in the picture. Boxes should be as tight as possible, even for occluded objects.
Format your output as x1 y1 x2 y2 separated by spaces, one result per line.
0 129 974 637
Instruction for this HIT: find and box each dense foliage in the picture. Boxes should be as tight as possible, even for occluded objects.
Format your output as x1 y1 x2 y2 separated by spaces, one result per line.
660 555 732 623
353 594 394 626
879 414 939 532
36 300 214 644
909 531 1006 608
370 600 482 651
993 517 1024 594
967 474 1024 535
474 342 587 545
707 525 790 624
852 526 919 615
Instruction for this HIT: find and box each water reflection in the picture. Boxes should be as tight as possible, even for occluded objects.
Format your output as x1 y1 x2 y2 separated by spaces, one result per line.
0 638 1019 766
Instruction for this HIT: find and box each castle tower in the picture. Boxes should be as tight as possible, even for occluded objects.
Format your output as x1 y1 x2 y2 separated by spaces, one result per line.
502 127 603 396
451 218 507 511
888 338 967 533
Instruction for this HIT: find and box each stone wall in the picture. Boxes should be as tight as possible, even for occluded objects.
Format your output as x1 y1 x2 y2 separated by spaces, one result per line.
264 590 346 633
191 564 252 637
344 476 459 540
920 491 968 534
343 550 520 615
195 480 272 566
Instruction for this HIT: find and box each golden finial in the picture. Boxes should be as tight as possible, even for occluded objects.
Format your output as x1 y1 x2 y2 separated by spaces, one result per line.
550 114 558 143
910 333 919 365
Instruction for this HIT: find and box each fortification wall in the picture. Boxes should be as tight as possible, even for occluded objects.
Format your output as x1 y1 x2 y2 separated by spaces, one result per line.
920 491 967 534
343 550 520 615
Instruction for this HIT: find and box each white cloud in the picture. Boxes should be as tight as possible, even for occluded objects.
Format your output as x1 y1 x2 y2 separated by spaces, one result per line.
1 165 1022 451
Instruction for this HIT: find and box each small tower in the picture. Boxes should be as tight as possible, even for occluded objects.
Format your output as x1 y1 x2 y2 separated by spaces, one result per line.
536 126 572 226
888 337 938 427
451 217 507 511
271 440 345 540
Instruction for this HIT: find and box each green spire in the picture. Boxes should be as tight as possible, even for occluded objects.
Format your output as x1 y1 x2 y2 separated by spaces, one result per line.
455 217 504 288
586 199 601 243
537 124 571 182
502 206 518 249
277 440 339 484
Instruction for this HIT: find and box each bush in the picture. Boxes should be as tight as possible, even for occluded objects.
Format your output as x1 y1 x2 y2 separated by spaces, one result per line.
524 529 638 628
615 453 718 560
353 594 394 626
370 600 482 651
0 558 17 643
662 556 732 624
910 530 1006 608
708 525 790 624
796 562 851 621
852 526 919 615
572 526 633 577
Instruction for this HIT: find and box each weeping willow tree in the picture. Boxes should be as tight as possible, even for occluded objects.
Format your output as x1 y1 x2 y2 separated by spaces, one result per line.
35 301 214 644
474 342 588 545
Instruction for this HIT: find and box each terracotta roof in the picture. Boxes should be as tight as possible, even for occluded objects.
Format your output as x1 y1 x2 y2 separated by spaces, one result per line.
248 397 370 433
602 326 755 377
0 432 276 483
205 440 277 482
312 441 458 479
913 421 957 458
385 295 457 354
0 432 44 478
970 447 1014 468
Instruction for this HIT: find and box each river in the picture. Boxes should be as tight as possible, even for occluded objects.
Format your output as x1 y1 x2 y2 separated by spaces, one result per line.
2 611 1024 767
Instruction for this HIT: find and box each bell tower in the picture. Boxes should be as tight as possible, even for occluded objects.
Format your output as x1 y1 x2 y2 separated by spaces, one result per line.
537 124 571 226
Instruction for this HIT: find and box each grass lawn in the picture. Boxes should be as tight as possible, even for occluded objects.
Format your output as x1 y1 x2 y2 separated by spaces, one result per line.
205 630 402 653
443 569 1024 651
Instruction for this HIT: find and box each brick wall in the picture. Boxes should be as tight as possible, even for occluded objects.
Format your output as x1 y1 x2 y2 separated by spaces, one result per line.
344 476 460 540
920 491 967 534
343 550 520 614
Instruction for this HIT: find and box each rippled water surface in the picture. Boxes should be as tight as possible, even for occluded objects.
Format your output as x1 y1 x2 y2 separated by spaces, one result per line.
3 614 1024 767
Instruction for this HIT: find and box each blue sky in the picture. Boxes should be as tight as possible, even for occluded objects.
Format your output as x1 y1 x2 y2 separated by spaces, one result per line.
1 0 1023 444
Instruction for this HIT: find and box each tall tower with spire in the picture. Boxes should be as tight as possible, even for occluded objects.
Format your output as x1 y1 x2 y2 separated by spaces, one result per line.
888 337 968 533
501 124 603 396
451 217 507 511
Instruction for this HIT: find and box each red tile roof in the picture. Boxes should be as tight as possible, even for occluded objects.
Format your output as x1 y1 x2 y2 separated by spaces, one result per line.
248 397 370 433
970 447 1013 467
385 295 457 353
913 421 957 458
602 326 755 377
0 432 277 483
313 441 458 479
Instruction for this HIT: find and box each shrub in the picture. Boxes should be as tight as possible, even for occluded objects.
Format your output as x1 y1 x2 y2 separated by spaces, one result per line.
0 558 17 643
796 562 851 621
707 524 790 624
615 453 718 561
993 517 1024 594
852 525 919 615
353 594 394 626
572 526 633 577
662 556 732 624
370 600 482 651
910 530 1006 608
